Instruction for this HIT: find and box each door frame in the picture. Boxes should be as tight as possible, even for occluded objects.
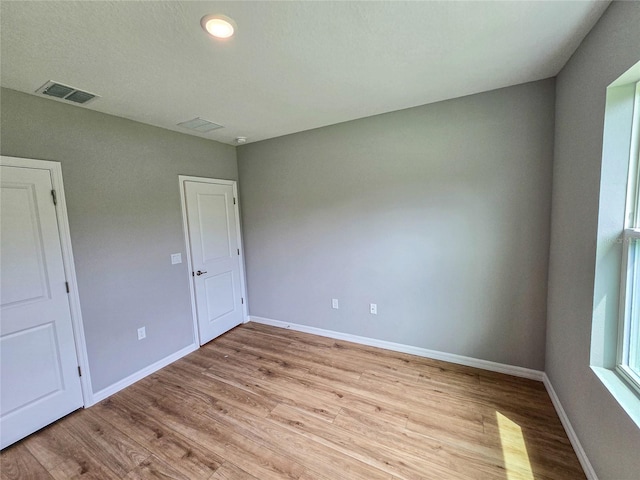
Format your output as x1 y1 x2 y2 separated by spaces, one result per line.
178 175 249 346
0 155 92 406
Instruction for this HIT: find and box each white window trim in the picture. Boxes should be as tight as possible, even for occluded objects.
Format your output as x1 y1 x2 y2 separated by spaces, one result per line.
617 81 640 396
592 63 640 429
617 228 640 395
623 82 640 227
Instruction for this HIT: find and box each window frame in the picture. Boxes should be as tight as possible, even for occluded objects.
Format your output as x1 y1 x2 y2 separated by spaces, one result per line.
617 81 640 395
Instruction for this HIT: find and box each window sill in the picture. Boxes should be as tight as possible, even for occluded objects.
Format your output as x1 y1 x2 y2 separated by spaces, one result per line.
591 366 640 429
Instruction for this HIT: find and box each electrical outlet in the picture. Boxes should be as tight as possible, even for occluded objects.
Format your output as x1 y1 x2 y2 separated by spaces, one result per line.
137 327 146 340
370 303 377 315
332 298 339 309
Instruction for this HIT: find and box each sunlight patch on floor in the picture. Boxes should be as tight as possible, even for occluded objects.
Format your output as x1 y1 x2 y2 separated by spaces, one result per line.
496 411 534 480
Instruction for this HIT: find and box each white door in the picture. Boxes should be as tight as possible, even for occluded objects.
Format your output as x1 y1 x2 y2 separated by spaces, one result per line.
0 165 83 449
183 180 245 345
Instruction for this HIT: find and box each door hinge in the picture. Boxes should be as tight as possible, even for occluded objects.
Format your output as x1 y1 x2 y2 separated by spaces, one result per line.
65 281 70 293
51 189 57 206
233 197 236 205
241 298 244 305
78 366 82 377
237 248 240 255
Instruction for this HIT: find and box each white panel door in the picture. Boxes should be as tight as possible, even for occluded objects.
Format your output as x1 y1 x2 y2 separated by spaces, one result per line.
184 181 244 344
0 165 83 449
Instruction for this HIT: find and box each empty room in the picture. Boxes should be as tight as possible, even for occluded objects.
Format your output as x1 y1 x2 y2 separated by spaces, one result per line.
1 1 639 479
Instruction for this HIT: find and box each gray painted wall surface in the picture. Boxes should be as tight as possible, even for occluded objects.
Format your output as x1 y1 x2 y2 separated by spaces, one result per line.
0 88 237 392
238 79 555 370
546 2 640 479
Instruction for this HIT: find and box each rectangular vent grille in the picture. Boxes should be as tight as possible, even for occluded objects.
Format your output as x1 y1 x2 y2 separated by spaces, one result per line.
177 117 224 133
36 81 99 105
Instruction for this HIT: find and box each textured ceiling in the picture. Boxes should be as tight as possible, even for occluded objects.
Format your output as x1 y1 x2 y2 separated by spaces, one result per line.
1 1 610 145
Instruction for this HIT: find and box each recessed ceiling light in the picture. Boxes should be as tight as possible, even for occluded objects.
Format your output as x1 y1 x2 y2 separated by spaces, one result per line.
201 14 236 39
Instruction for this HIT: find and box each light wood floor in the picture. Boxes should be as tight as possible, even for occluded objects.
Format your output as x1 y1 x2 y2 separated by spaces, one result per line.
1 323 585 480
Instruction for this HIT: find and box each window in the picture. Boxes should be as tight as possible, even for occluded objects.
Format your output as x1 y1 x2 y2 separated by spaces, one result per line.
618 81 640 394
591 63 640 427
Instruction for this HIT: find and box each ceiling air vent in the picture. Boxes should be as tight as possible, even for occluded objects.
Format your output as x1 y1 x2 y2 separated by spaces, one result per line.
36 81 99 105
177 117 223 133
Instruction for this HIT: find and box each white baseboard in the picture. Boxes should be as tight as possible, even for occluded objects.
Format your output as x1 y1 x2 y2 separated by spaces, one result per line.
250 316 595 478
542 374 598 480
82 316 595 480
88 343 198 406
249 316 544 381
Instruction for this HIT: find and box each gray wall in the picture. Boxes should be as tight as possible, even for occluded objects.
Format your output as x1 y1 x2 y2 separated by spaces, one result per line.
237 79 555 371
0 88 237 392
546 1 640 479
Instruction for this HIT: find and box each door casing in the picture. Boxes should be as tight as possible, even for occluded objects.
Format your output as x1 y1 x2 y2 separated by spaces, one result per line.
179 175 249 346
0 155 92 407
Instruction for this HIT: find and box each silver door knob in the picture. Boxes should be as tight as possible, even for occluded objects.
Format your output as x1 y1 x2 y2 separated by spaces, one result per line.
196 270 207 276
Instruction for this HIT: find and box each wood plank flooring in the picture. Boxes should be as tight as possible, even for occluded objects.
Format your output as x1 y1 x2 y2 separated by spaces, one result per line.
1 323 585 480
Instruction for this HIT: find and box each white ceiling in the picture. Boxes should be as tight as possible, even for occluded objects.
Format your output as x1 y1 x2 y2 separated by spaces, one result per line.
1 1 610 145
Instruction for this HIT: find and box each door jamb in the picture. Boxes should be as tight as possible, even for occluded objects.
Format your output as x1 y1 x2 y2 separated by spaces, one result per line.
178 175 249 347
0 155 93 406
